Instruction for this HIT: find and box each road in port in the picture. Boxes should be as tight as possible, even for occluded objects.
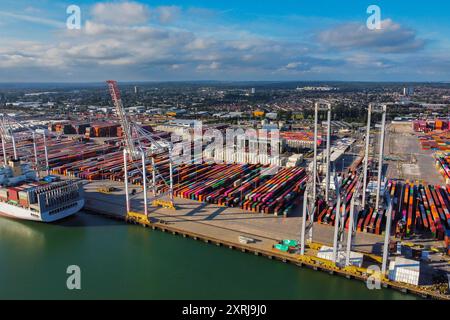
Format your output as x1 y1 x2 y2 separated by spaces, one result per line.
0 211 418 299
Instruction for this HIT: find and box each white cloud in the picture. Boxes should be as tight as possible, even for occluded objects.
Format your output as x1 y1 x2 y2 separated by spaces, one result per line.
185 38 215 50
197 61 220 70
154 6 181 24
285 62 302 69
0 40 66 68
0 4 448 81
317 19 426 53
0 11 63 28
24 6 42 14
91 1 150 25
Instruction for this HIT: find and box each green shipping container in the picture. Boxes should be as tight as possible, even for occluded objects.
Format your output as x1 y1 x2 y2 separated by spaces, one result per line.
282 239 298 247
274 244 289 252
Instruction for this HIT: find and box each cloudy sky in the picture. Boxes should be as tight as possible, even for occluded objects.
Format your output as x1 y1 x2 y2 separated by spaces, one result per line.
0 0 449 82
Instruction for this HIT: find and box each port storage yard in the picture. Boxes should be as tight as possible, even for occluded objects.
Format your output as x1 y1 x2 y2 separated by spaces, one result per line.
315 176 450 239
21 129 446 299
46 135 448 241
3 115 450 299
174 164 307 215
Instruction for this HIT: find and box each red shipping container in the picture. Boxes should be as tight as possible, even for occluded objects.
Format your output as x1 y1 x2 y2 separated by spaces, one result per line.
7 187 20 201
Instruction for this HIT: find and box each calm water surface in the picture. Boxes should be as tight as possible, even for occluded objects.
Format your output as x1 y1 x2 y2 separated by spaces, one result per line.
0 212 419 299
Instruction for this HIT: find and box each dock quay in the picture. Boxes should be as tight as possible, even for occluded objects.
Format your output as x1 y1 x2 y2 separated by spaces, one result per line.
82 179 450 300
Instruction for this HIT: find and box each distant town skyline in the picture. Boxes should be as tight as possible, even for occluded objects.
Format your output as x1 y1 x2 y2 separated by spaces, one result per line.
0 0 449 82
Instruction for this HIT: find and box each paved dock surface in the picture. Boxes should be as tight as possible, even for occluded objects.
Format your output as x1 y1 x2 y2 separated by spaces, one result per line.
84 180 390 255
386 123 444 185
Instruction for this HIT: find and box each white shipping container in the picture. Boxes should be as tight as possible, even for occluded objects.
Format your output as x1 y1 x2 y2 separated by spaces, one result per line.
388 257 421 286
317 245 363 267
259 154 269 165
225 149 235 163
215 150 224 162
317 246 334 261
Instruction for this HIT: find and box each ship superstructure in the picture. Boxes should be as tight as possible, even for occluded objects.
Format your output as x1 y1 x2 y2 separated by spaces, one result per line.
0 159 84 222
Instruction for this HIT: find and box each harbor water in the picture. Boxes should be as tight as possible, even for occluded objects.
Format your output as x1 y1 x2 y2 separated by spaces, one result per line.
0 211 419 300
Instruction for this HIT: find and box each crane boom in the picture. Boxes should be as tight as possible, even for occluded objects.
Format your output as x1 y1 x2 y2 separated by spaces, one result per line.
106 80 176 214
106 80 137 159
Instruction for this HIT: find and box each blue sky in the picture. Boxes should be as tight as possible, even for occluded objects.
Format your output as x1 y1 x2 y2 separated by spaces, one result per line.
0 0 449 82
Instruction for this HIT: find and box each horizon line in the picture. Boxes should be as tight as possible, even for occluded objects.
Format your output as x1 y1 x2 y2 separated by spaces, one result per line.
0 80 449 85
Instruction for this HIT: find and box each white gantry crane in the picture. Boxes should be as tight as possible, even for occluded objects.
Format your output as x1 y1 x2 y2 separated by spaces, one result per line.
301 101 393 275
311 101 333 202
300 173 317 255
300 100 332 255
344 172 364 266
106 80 175 220
0 115 20 162
331 173 344 264
0 115 50 175
361 103 388 210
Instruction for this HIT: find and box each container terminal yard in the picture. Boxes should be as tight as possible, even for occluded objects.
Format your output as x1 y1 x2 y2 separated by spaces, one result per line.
1 82 450 300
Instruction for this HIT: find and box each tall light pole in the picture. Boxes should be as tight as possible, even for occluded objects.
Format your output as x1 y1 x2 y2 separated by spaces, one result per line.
313 103 319 202
1 135 6 165
345 174 364 266
300 190 308 255
151 157 157 197
11 132 17 160
381 196 393 275
123 149 130 213
32 131 38 167
313 101 332 202
345 196 355 266
332 190 342 264
332 174 342 264
169 150 174 202
340 201 346 245
141 151 148 216
325 104 332 202
362 104 372 208
375 104 387 211
42 131 49 176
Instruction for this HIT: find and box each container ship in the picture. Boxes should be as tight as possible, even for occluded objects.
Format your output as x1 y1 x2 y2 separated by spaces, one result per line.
0 159 84 222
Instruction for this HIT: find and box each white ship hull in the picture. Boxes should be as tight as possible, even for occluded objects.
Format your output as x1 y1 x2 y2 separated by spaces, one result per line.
0 199 85 222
